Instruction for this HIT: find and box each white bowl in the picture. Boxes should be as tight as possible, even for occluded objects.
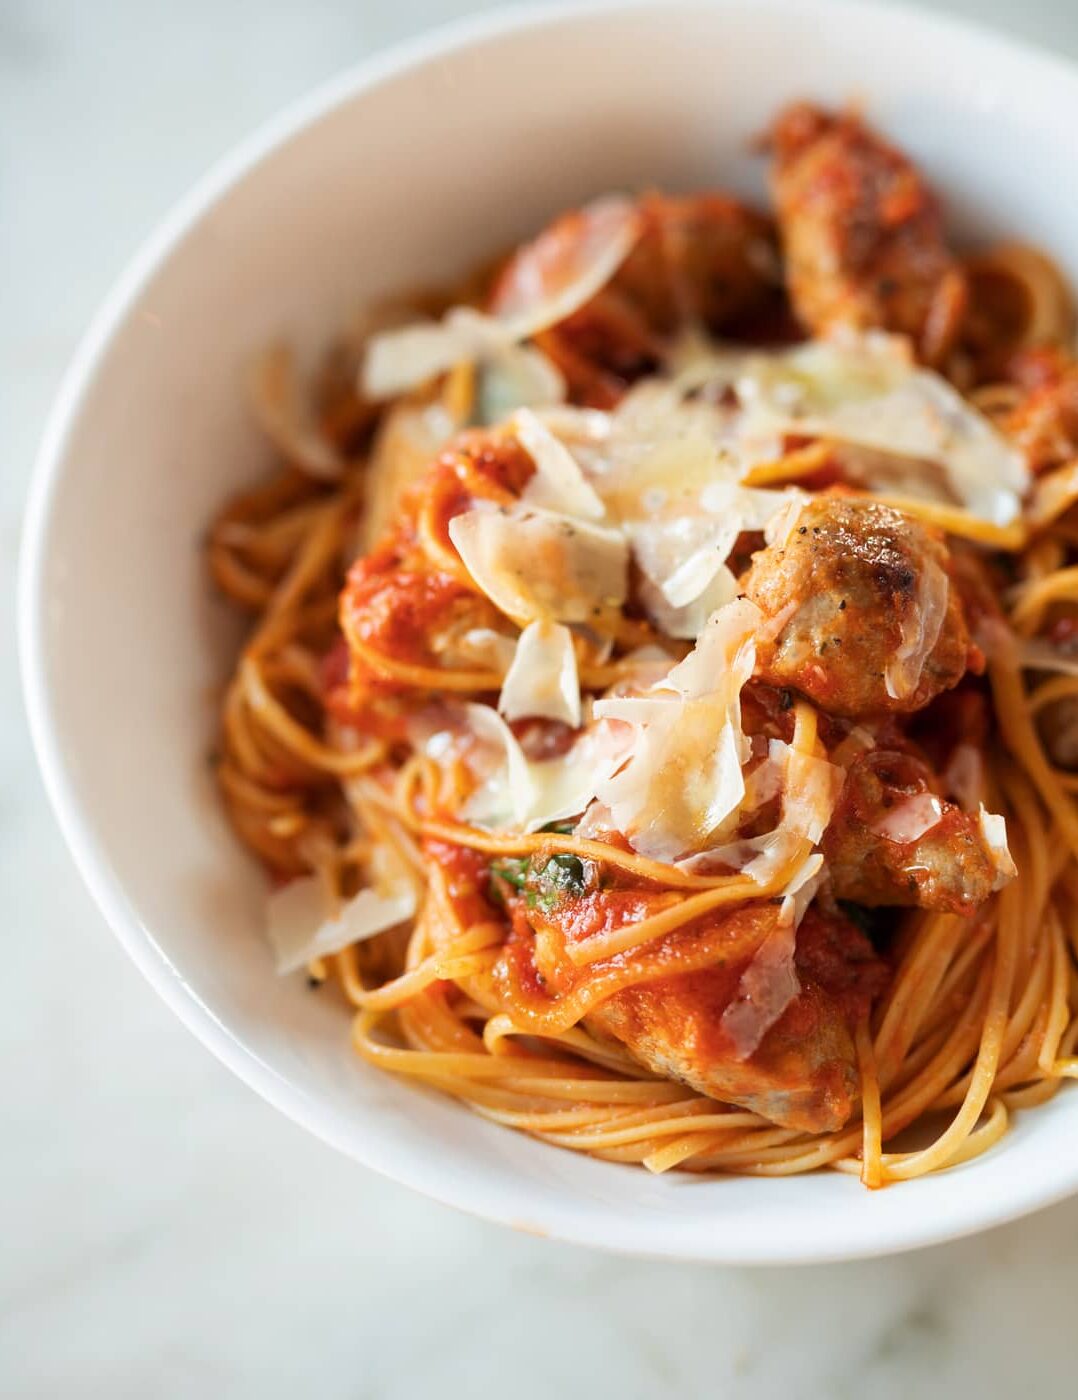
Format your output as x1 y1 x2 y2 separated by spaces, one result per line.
21 0 1078 1264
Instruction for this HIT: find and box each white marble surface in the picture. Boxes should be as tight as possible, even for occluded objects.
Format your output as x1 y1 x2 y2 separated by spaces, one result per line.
5 1 1078 1395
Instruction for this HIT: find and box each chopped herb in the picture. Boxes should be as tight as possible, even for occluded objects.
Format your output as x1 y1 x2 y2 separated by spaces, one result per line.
533 853 589 897
489 851 594 913
540 820 576 835
491 858 529 888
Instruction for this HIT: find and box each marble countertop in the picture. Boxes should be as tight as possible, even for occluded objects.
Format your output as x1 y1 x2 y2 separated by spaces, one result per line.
5 1 1078 1394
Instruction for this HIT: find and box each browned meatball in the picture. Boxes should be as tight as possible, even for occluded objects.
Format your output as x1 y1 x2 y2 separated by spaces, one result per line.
529 900 886 1134
767 103 964 361
821 749 998 914
740 495 972 718
614 193 782 334
488 194 783 406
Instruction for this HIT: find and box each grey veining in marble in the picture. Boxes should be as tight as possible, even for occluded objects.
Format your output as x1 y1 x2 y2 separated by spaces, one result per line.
4 2 1078 1396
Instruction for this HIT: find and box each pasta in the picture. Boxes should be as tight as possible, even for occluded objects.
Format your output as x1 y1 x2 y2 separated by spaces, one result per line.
209 102 1078 1186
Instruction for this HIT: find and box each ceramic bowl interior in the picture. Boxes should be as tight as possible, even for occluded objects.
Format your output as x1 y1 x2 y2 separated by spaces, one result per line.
22 0 1078 1262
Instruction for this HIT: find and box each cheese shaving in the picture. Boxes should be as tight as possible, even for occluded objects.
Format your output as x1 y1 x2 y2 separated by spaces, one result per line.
266 873 416 975
448 503 628 625
592 599 760 860
476 345 566 425
462 703 631 832
490 195 643 337
720 917 801 1059
499 620 581 727
978 806 1018 890
726 334 1028 526
778 852 826 928
885 557 949 701
514 408 606 520
362 196 640 399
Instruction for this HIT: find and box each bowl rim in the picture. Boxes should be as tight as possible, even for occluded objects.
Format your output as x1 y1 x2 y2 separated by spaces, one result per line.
20 0 1078 1264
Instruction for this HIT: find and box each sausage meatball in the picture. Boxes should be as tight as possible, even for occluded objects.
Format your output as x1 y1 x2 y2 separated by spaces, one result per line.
768 103 964 361
740 495 973 718
821 749 999 914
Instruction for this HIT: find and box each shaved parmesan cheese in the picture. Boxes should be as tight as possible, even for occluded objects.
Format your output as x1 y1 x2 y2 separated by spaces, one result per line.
362 309 493 399
698 479 797 529
676 827 795 880
871 792 944 843
885 558 949 701
514 408 606 520
662 549 732 610
663 597 762 705
762 491 809 547
741 751 785 813
491 195 643 338
250 345 345 481
363 196 640 399
499 620 581 726
778 852 825 928
642 566 739 642
476 344 566 425
728 334 1028 526
627 515 741 639
592 599 760 860
462 703 536 827
598 645 677 697
677 734 841 881
462 702 632 831
527 723 634 831
979 806 1018 890
771 740 845 844
448 503 627 625
628 516 738 596
266 874 415 975
573 800 616 840
721 917 800 1059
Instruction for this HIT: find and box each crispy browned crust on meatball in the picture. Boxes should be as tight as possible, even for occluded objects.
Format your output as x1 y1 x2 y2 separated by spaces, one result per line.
740 495 972 718
767 103 964 361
